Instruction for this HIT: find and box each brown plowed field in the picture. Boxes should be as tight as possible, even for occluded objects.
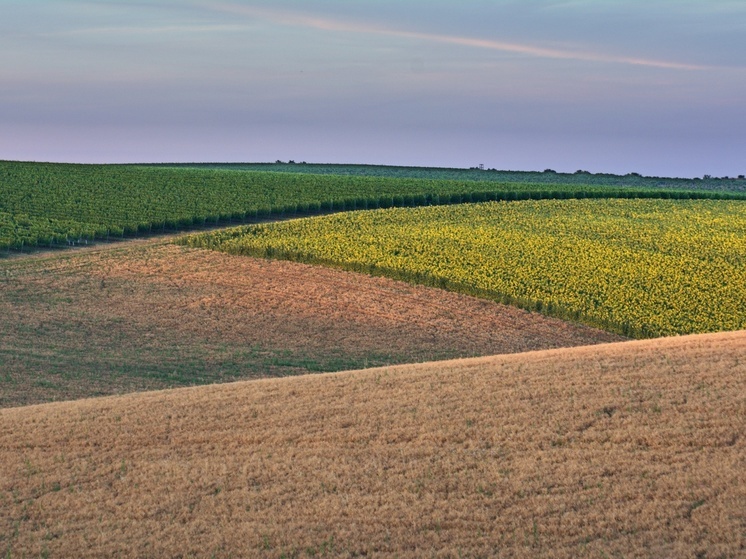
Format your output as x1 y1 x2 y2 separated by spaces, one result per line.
1 330 744 557
0 241 621 407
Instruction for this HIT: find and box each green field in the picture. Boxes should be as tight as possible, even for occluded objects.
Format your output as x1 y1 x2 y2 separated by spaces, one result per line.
151 162 746 192
2 161 743 253
181 199 746 338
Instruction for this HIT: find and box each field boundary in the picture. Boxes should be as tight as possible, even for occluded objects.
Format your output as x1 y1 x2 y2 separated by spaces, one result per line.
178 241 643 338
4 185 744 257
179 198 746 340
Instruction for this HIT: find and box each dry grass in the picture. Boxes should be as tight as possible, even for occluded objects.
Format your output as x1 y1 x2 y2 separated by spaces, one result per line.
0 241 620 407
1 330 744 557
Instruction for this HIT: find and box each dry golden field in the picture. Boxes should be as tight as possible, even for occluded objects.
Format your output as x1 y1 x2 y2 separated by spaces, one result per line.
2 330 744 557
0 241 620 407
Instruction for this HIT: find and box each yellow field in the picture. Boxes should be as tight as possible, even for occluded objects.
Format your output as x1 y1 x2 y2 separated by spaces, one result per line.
2 331 744 557
182 199 746 337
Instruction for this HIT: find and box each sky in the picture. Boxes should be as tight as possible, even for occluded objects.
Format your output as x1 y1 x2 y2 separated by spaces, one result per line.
1 1 745 177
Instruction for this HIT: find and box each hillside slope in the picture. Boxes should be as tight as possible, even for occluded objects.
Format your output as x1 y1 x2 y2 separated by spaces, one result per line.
0 242 621 407
2 331 745 557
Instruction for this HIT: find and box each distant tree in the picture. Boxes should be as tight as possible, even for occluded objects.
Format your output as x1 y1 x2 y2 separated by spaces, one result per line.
738 175 745 180
543 169 556 173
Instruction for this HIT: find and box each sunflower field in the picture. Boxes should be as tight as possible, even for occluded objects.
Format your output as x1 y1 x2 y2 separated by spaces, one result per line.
180 199 746 338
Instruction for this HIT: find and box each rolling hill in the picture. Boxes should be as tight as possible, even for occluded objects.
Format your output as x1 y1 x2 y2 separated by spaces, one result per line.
2 330 744 557
0 241 620 407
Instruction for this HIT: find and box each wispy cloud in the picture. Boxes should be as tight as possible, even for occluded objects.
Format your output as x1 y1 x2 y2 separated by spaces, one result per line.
203 3 710 71
55 23 256 37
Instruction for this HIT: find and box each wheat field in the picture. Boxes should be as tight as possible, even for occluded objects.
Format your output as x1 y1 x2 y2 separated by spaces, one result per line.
1 331 745 557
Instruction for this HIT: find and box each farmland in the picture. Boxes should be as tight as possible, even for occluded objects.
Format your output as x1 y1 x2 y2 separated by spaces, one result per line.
2 330 744 557
182 199 746 338
3 160 745 557
159 161 746 192
1 160 743 253
0 240 620 408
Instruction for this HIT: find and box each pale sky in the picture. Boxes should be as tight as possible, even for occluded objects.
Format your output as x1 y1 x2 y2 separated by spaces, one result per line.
2 1 745 176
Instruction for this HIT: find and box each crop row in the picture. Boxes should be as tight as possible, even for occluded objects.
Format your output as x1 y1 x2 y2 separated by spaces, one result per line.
2 161 744 252
180 199 746 338
0 212 105 252
154 163 746 192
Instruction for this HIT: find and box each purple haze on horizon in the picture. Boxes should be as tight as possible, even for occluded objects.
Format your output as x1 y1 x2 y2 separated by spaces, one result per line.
1 1 745 178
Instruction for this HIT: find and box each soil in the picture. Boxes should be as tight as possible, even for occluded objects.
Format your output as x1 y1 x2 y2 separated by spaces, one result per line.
0 241 622 407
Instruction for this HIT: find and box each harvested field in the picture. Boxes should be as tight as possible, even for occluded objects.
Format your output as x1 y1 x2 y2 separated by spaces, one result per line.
1 331 744 557
0 241 621 407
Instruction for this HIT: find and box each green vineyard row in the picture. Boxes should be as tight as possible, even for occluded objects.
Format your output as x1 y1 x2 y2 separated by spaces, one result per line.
2 161 744 252
156 162 746 192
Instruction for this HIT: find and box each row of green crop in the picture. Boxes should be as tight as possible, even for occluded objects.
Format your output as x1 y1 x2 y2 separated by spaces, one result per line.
2 161 745 253
154 162 746 193
0 212 106 251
